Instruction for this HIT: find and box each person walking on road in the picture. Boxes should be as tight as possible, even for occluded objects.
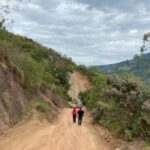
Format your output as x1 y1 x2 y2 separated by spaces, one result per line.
75 98 83 108
77 107 84 126
72 107 77 123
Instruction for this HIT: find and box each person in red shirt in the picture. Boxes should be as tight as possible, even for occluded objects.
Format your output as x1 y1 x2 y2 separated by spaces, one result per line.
72 107 77 123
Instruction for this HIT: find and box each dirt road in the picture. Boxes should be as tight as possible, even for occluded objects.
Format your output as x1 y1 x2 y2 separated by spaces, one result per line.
68 71 91 99
0 108 112 150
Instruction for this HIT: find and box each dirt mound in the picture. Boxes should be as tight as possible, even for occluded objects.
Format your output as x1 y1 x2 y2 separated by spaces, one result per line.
68 71 91 99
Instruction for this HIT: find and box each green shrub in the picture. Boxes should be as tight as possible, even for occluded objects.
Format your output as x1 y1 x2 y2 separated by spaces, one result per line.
124 129 134 141
0 91 11 107
81 73 150 141
36 103 48 113
27 99 49 113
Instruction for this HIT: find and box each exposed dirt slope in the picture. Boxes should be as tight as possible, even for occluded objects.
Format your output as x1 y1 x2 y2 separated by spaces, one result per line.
68 71 91 99
0 108 113 150
0 50 27 134
0 49 64 134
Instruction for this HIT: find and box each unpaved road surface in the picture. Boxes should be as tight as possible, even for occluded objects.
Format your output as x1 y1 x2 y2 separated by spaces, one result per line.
0 108 112 150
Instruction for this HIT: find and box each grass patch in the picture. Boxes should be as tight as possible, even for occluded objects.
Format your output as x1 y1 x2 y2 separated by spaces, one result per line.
0 91 11 108
27 99 49 113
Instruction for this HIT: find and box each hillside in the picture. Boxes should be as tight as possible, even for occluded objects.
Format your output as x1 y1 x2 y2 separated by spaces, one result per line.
0 29 77 133
97 53 150 83
0 29 149 149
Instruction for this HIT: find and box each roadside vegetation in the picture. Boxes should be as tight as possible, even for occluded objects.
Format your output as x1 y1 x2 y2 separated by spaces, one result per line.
79 33 150 144
0 29 76 101
80 69 150 143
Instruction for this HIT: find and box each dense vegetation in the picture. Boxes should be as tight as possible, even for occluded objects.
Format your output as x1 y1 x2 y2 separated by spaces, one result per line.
97 53 150 83
0 29 76 100
80 72 150 142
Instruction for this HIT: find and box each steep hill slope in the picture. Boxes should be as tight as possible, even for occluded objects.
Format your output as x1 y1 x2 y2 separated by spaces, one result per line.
0 49 61 134
0 50 26 134
97 53 150 83
0 29 76 133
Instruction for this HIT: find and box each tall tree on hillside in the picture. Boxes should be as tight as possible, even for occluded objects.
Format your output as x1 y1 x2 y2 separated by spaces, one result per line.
0 0 29 29
140 32 150 54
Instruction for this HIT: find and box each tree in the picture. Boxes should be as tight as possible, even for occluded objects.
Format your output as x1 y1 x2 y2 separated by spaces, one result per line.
0 0 29 29
143 32 150 43
140 32 150 54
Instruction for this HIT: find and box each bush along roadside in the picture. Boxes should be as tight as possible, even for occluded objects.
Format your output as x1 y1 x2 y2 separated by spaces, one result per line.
80 73 150 142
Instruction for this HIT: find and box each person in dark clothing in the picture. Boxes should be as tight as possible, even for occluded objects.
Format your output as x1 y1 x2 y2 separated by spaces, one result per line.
77 107 84 126
72 107 77 123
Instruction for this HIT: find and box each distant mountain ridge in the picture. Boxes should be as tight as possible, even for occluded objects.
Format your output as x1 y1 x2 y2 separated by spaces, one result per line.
97 53 150 83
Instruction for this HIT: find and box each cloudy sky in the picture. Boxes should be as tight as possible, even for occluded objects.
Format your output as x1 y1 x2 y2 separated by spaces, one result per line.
8 0 150 66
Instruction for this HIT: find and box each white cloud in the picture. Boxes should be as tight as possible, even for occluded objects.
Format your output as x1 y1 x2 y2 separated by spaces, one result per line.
129 29 138 35
6 0 150 66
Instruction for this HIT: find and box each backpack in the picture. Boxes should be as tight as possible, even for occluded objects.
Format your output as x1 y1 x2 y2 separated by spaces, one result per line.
72 108 76 115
